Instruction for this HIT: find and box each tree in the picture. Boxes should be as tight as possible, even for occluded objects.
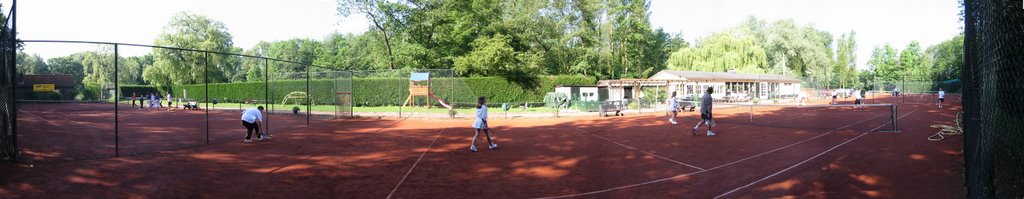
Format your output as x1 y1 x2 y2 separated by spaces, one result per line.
667 30 767 73
45 56 85 85
79 50 115 86
337 0 404 69
833 31 858 88
17 52 48 75
147 12 235 86
868 44 900 81
926 34 963 81
261 38 324 78
327 0 677 79
316 33 371 70
610 0 657 78
667 17 833 79
453 34 540 78
898 41 927 80
115 55 154 85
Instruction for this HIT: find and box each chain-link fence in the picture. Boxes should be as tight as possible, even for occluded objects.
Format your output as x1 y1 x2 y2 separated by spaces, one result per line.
963 0 1024 198
351 69 476 118
10 40 351 161
308 70 352 121
0 3 16 161
861 80 961 104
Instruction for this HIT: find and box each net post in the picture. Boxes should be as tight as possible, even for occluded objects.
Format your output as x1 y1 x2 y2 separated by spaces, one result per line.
893 103 898 132
878 103 900 133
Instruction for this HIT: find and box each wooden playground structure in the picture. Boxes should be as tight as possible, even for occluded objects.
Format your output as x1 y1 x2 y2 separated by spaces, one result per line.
402 72 451 109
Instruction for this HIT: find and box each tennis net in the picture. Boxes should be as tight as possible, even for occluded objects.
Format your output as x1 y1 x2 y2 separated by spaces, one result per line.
711 103 899 132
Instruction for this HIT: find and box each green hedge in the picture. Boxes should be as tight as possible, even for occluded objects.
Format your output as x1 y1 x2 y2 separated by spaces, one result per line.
462 75 595 103
119 75 596 107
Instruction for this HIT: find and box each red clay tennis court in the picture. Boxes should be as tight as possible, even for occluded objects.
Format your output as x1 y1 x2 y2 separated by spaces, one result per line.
0 96 964 198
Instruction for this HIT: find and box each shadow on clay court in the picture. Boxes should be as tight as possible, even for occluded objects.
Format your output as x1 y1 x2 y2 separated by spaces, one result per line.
0 98 964 198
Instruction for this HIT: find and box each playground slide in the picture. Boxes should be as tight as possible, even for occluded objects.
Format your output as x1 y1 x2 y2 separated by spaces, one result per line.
429 94 452 109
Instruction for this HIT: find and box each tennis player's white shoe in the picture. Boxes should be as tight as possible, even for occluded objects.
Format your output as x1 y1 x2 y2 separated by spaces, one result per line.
469 145 478 152
489 143 498 150
244 139 253 143
669 119 677 124
707 131 716 137
258 137 268 141
263 135 273 140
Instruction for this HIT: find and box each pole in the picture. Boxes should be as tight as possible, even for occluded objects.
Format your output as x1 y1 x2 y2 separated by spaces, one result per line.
448 71 454 118
631 82 637 114
892 104 898 132
9 0 18 159
350 72 353 118
264 58 270 136
749 103 753 123
114 44 119 157
204 52 209 144
399 72 402 118
961 1 991 196
334 77 338 119
306 65 310 126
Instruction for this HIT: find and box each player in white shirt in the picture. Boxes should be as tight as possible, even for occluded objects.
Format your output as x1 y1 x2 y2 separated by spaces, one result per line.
166 93 173 111
853 89 863 108
797 91 808 106
148 93 157 110
240 106 267 143
937 88 946 108
469 96 497 152
667 91 679 124
831 89 838 105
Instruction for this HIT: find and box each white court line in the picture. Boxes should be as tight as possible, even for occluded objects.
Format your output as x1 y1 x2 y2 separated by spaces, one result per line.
713 109 919 199
534 110 892 199
385 125 448 199
24 111 64 128
581 129 706 171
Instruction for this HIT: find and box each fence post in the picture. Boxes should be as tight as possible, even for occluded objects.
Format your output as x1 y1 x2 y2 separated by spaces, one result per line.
268 57 272 135
306 65 310 126
10 0 17 160
350 72 353 117
114 44 119 157
961 1 992 197
204 52 209 144
334 76 338 119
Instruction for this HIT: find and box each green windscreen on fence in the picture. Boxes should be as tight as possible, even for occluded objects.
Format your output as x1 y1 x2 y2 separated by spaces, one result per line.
963 0 1024 198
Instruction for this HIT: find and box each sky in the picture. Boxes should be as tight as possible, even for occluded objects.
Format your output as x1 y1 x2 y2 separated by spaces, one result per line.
9 0 962 70
649 0 963 70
